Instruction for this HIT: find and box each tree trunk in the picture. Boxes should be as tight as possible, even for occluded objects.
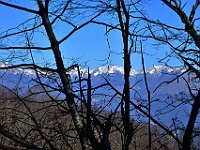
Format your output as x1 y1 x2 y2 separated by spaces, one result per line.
36 1 90 149
182 90 200 150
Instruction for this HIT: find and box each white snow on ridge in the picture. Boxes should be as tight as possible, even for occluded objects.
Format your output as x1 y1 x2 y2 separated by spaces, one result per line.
146 65 184 74
0 63 185 77
69 65 184 76
93 65 124 76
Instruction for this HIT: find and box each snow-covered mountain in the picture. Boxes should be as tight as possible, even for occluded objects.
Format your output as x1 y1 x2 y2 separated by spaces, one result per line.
69 65 184 76
69 65 187 95
0 65 187 95
0 65 197 126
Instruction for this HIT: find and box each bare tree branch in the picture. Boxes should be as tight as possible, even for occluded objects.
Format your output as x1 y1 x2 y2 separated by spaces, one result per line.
0 1 39 14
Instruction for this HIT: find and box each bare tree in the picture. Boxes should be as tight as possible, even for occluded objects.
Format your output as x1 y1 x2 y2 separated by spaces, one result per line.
138 0 200 149
0 0 104 149
1 0 199 150
90 0 200 149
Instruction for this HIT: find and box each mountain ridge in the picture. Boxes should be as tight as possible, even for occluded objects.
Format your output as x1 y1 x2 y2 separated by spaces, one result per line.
69 65 185 76
0 63 185 77
0 64 194 126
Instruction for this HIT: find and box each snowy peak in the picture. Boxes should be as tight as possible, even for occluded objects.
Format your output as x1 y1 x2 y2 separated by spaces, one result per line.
76 65 184 76
93 65 124 76
0 63 184 77
146 65 184 74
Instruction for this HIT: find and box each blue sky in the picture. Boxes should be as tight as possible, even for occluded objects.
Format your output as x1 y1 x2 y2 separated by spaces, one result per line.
0 0 195 70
